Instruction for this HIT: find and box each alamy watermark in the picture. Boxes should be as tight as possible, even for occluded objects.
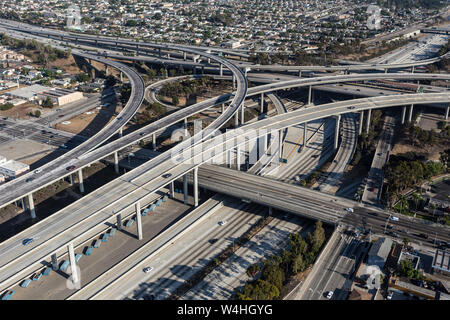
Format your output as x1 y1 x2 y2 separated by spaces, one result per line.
367 5 381 30
169 120 285 172
66 4 83 30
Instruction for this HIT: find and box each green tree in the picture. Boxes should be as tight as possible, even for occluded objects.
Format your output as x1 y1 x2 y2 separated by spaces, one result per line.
42 97 54 108
261 262 284 290
34 109 41 118
307 221 326 253
247 263 261 277
239 279 279 300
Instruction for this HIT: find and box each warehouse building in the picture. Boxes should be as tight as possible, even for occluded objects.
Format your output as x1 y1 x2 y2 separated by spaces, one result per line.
6 84 83 106
367 237 393 270
38 88 83 106
0 159 29 179
432 249 450 276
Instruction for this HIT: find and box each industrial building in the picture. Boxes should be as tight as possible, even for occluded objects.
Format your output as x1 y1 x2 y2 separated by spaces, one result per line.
432 249 450 276
6 84 83 106
367 237 393 270
0 158 29 179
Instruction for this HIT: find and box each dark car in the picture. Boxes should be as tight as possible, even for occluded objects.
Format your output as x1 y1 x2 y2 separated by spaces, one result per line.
66 165 76 171
368 211 378 217
209 239 218 244
26 177 35 182
162 173 172 179
419 233 429 239
387 224 393 229
22 238 34 246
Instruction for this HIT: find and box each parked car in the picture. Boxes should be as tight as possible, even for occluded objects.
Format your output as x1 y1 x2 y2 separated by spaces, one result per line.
387 291 394 300
326 291 334 299
345 207 354 213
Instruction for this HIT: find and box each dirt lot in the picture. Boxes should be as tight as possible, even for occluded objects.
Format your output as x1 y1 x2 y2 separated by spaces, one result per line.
0 102 42 119
390 143 443 161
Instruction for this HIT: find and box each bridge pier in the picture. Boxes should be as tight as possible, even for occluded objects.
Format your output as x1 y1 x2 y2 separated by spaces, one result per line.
120 72 123 83
236 146 241 171
169 181 174 198
334 115 341 151
303 122 307 147
227 149 232 168
258 134 267 159
365 109 371 134
219 64 223 76
51 253 58 271
278 129 283 160
118 127 123 138
183 173 188 204
234 111 239 128
193 167 199 207
67 242 79 284
116 214 122 230
408 104 414 123
69 173 74 186
152 133 156 151
308 85 312 105
183 52 187 61
260 93 264 113
221 103 225 113
114 151 119 174
240 103 245 125
135 202 143 240
158 48 161 57
358 111 364 135
411 66 415 73
78 169 84 193
445 106 449 120
27 193 36 219
401 106 406 124
298 70 302 77
268 207 273 216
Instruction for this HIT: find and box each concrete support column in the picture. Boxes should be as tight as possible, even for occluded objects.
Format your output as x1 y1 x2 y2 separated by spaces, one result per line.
221 103 225 113
232 74 236 90
183 173 188 205
334 115 341 151
268 207 273 216
258 134 267 159
219 64 223 76
114 151 119 174
401 106 407 124
260 93 264 113
202 66 204 74
152 133 156 151
69 173 74 186
135 202 143 240
240 103 245 125
51 253 58 271
359 111 364 135
116 214 122 230
118 127 123 138
365 109 371 134
234 111 239 128
158 48 161 57
227 149 232 168
446 105 449 120
408 104 414 123
298 70 302 77
236 146 241 171
411 66 415 73
67 243 79 284
278 129 283 160
120 72 123 83
183 52 187 61
193 167 199 207
27 193 36 219
169 181 174 199
78 169 84 193
303 122 307 147
308 85 312 105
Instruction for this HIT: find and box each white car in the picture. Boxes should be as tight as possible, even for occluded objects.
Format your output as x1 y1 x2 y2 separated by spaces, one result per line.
143 267 153 273
345 207 354 213
387 291 394 300
326 291 334 299
389 216 399 222
33 169 41 174
218 220 227 226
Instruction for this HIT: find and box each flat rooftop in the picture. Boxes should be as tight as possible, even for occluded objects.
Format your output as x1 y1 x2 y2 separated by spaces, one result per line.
432 249 450 273
7 84 52 99
0 159 29 172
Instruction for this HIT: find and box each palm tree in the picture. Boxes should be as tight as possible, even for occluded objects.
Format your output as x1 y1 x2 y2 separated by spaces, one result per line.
411 192 424 218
